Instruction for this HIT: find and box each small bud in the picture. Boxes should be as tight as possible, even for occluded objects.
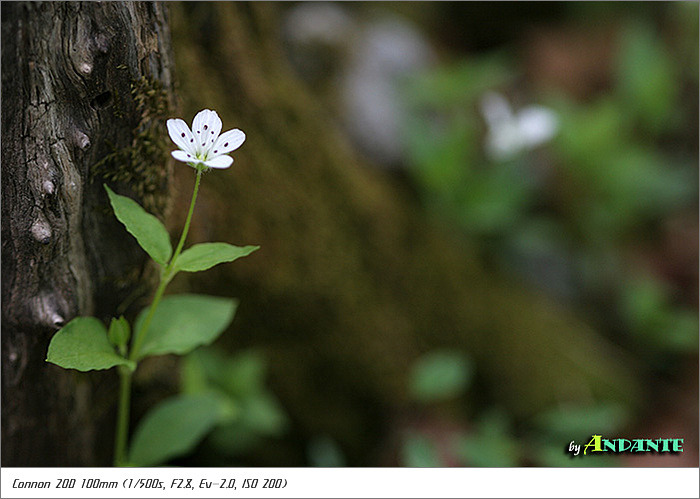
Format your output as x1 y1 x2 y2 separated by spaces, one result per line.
108 316 131 352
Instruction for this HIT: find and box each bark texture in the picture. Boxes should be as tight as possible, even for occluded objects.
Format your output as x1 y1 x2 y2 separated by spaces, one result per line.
1 1 174 466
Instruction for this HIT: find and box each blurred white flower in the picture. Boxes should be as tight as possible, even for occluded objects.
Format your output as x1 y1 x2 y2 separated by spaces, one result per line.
341 17 434 168
167 109 245 170
480 92 559 161
285 2 355 46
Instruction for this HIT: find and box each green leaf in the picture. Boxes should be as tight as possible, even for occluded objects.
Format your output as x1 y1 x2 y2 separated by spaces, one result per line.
207 422 261 456
222 350 267 397
239 393 288 436
455 411 519 466
308 436 346 467
409 351 474 402
133 294 237 360
182 347 230 391
401 434 442 467
621 278 699 353
46 317 135 371
616 21 678 133
404 55 514 109
532 403 629 440
174 243 259 273
128 393 225 466
181 350 211 395
660 312 699 353
186 347 267 398
104 185 172 265
107 316 131 350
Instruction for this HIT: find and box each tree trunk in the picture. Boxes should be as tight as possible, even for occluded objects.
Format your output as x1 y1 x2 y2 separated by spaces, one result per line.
1 1 174 466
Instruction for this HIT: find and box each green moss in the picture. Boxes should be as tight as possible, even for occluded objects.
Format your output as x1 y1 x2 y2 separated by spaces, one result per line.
91 76 171 215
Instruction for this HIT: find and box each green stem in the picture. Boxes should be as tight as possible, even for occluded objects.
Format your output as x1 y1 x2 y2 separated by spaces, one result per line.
114 368 132 466
170 168 203 269
128 273 169 361
129 168 202 361
114 168 203 466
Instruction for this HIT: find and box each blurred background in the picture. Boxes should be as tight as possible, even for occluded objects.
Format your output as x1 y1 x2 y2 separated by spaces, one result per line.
142 2 698 467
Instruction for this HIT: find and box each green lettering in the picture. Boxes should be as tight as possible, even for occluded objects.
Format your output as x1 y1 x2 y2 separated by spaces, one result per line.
617 439 631 452
645 440 659 452
602 439 617 452
630 439 646 452
672 439 683 452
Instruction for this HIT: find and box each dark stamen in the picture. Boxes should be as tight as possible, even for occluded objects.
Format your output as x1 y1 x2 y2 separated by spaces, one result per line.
224 143 229 147
181 132 185 137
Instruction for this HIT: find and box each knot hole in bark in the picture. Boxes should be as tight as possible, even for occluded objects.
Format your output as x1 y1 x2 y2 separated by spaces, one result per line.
90 91 112 110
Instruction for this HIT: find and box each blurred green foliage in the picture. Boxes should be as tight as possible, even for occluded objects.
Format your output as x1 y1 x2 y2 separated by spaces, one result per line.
527 403 627 467
403 5 698 365
128 392 229 466
180 346 288 459
622 278 700 355
403 56 525 236
531 403 629 441
307 436 347 467
616 20 679 133
402 433 443 467
398 3 697 467
409 351 474 402
402 351 628 467
119 346 287 466
456 411 520 467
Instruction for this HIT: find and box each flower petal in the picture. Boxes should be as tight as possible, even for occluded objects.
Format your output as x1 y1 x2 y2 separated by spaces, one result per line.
191 109 222 154
210 129 246 156
203 155 234 169
517 106 559 147
171 150 196 163
167 119 197 155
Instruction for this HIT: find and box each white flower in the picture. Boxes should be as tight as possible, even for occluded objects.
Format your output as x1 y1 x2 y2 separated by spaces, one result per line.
167 109 245 169
480 92 559 161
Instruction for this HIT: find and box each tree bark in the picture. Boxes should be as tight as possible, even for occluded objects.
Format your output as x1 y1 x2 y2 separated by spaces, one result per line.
1 1 174 466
